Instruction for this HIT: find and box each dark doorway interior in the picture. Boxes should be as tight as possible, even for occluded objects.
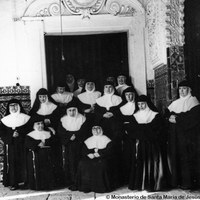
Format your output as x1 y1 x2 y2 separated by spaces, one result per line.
45 32 129 93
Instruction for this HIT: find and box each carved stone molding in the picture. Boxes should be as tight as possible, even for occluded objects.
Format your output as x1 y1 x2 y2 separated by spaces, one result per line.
146 0 166 68
24 0 63 17
105 0 136 16
23 0 144 18
165 0 185 46
62 0 106 18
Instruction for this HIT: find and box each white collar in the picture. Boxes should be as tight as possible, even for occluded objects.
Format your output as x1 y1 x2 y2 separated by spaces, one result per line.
120 101 135 116
134 106 158 124
61 113 86 131
168 94 199 113
78 90 101 105
37 101 57 115
1 112 30 129
27 130 51 142
96 93 122 110
84 134 111 149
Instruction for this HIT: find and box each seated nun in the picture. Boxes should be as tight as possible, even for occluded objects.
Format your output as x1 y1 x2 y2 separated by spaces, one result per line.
25 116 55 190
115 74 130 96
72 124 115 193
0 99 30 190
127 95 167 192
57 100 89 187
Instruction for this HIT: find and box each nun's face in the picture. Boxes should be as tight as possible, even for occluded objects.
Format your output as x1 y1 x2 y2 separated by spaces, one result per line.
9 103 19 114
39 95 48 103
67 107 77 117
92 126 103 136
34 121 44 131
117 75 126 85
77 79 85 88
138 102 147 110
66 74 74 84
179 86 190 97
104 85 114 94
57 87 65 94
125 92 135 102
86 82 95 91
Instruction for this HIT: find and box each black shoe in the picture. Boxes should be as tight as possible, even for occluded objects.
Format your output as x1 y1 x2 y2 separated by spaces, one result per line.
10 186 18 191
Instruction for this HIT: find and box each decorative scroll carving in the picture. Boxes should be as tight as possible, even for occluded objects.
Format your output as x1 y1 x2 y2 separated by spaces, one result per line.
62 0 106 18
23 0 143 18
48 3 61 16
24 0 63 17
105 0 136 16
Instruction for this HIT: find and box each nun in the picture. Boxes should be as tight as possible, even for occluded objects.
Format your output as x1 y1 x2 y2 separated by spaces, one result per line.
51 83 73 107
73 78 86 98
0 99 30 190
29 88 61 129
74 124 115 193
57 100 89 187
25 116 55 190
115 74 130 96
119 87 138 184
77 81 101 127
95 81 122 141
127 95 166 192
95 81 123 188
29 88 63 186
166 80 200 189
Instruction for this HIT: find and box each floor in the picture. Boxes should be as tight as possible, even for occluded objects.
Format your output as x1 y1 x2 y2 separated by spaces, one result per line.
0 184 200 200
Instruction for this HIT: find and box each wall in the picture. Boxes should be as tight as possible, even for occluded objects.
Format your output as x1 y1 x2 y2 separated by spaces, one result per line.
0 0 147 105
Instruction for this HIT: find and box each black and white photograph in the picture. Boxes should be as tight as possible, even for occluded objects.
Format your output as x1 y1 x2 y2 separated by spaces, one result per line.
0 0 200 199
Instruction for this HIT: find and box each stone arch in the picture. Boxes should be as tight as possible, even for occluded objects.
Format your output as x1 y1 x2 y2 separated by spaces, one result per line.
23 0 144 18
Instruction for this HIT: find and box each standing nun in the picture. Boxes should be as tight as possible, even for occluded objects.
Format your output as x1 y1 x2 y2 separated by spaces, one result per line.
119 87 138 184
95 81 123 187
29 88 60 129
0 99 30 190
166 80 200 189
29 88 63 186
77 81 101 128
57 100 89 187
25 116 55 190
127 95 166 192
95 81 122 140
